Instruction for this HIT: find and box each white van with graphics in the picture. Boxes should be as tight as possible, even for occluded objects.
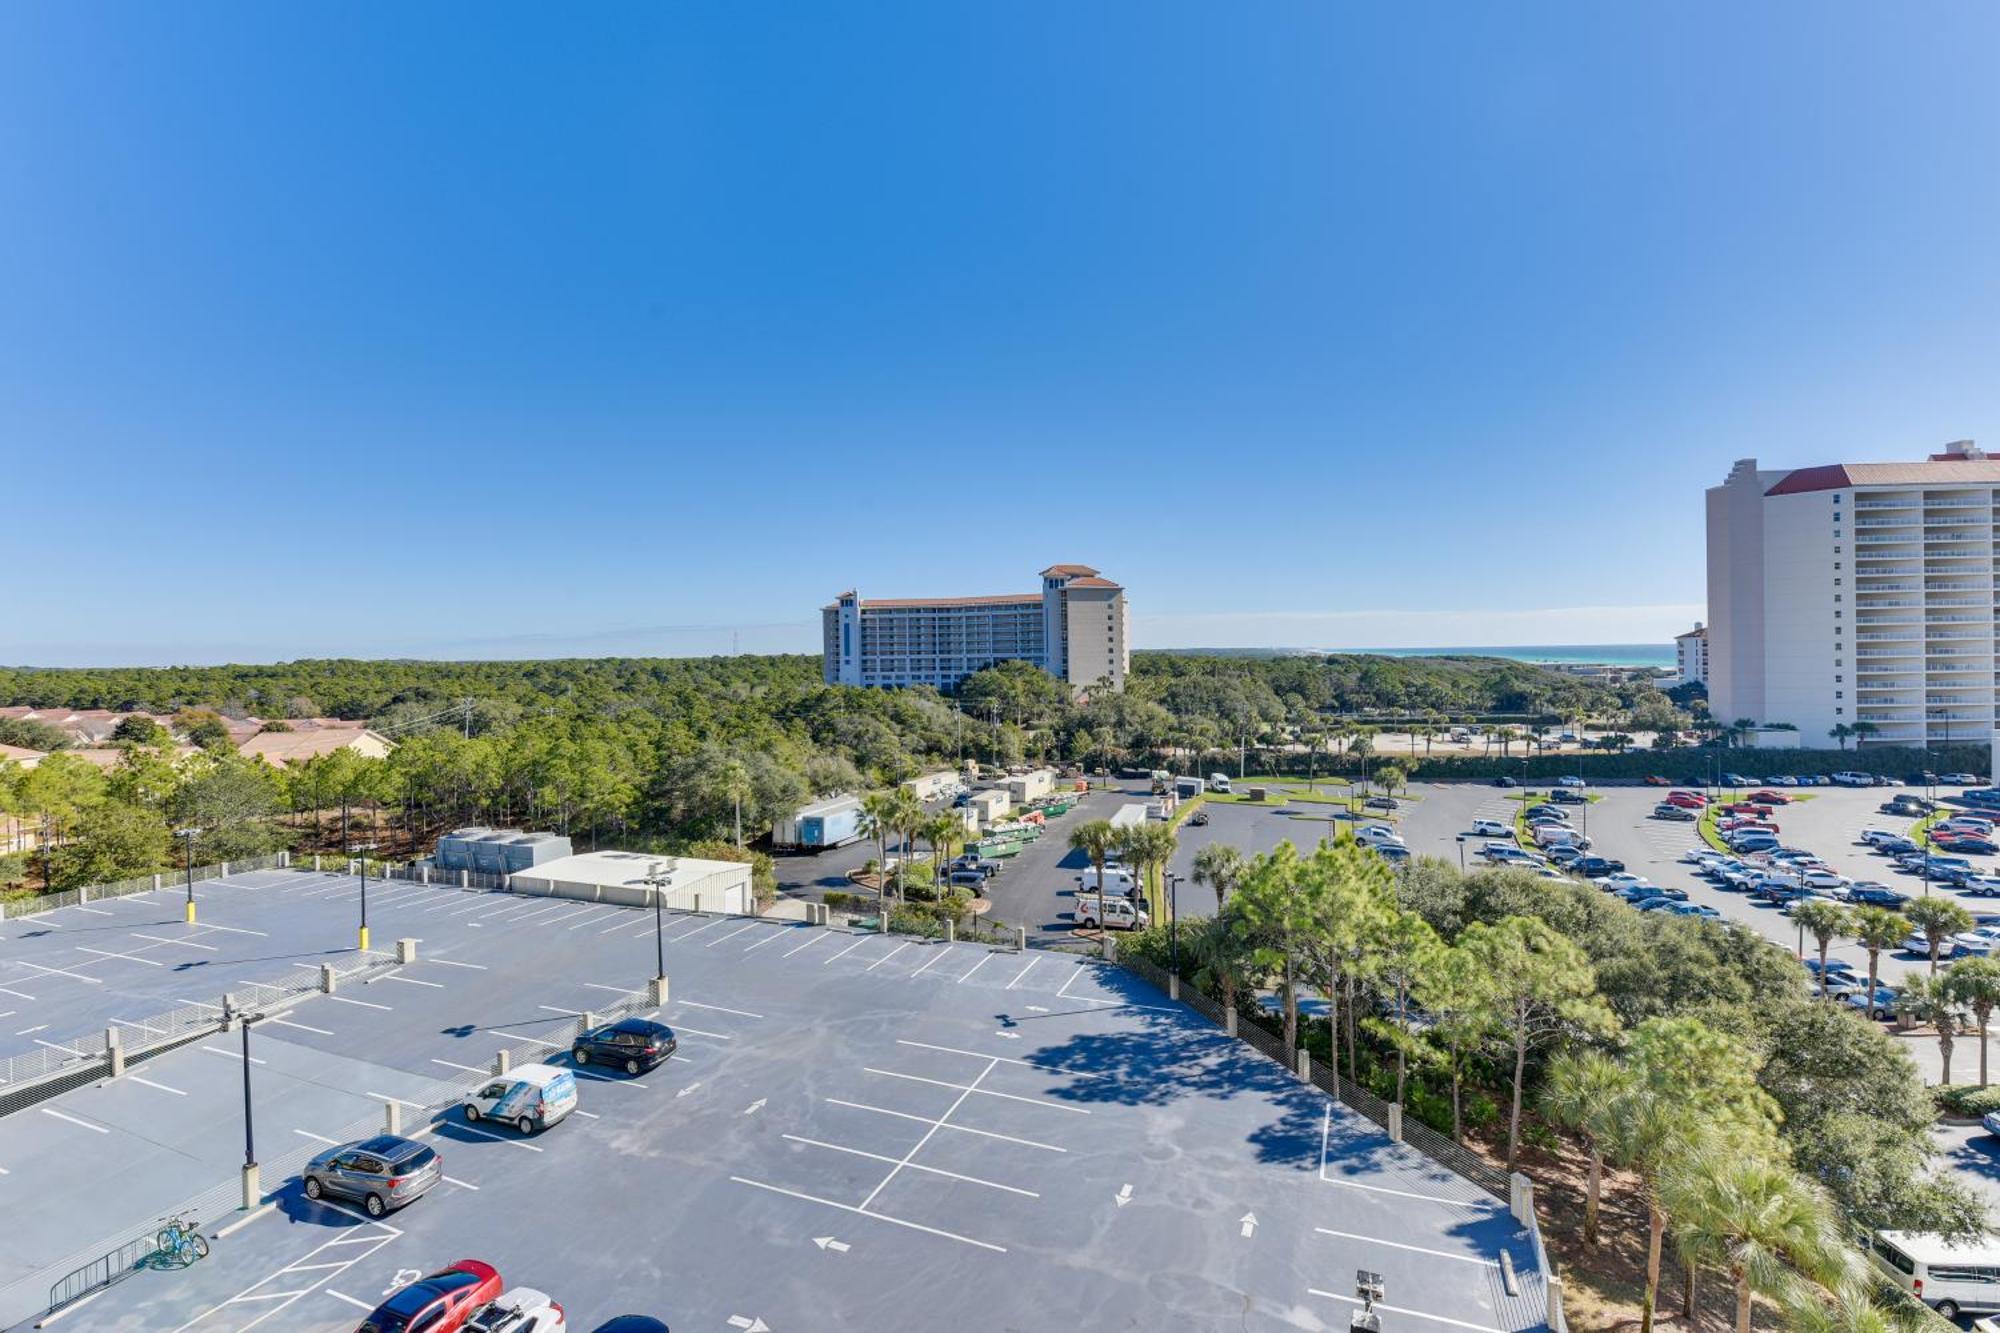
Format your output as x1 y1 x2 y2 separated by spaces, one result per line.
462 1063 578 1136
1074 894 1149 931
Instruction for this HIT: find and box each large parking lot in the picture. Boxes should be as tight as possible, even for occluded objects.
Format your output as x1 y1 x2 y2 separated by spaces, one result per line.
2 870 1549 1333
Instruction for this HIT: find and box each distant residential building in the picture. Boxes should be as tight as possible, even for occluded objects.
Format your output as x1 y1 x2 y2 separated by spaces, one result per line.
0 707 175 745
1707 441 2000 748
0 743 45 770
823 564 1128 693
238 727 394 767
1673 623 1709 687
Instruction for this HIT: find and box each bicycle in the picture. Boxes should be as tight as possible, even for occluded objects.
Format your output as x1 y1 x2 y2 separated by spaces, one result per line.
155 1215 210 1267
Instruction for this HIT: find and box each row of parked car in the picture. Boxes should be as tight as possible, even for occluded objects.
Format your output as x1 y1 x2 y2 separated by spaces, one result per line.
351 1255 669 1332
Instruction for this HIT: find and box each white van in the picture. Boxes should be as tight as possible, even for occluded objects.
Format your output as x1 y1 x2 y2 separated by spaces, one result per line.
1074 894 1149 931
462 1063 579 1136
1867 1230 2000 1319
1208 773 1232 793
1533 825 1589 850
1355 824 1404 848
1077 867 1138 893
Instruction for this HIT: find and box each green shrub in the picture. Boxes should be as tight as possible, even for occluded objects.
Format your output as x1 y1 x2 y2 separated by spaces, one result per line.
1934 1084 2000 1117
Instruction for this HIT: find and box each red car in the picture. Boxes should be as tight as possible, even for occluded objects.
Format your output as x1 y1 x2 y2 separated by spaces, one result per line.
356 1260 501 1333
1643 775 1672 787
1748 790 1792 805
1721 818 1779 834
1723 802 1774 818
1666 792 1706 809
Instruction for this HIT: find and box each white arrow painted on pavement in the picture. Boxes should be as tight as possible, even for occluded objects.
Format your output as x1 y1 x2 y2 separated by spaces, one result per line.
994 1031 1021 1040
1026 1005 1048 1012
813 1236 850 1252
1114 1183 1133 1208
726 1318 770 1332
1239 1212 1258 1238
743 1098 766 1115
676 1081 702 1098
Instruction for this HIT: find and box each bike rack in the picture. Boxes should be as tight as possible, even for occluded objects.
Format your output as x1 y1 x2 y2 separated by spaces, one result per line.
43 1230 164 1320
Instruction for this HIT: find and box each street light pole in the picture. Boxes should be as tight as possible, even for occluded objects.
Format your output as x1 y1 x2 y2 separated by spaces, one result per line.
640 859 676 982
1166 873 1181 976
232 1002 265 1207
353 842 376 952
175 827 202 924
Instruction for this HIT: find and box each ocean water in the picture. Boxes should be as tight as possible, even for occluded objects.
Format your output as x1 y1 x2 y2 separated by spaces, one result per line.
1351 643 1676 669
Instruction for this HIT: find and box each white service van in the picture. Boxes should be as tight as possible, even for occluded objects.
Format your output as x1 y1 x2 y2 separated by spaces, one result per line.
1077 867 1138 893
1073 894 1149 931
1867 1230 2000 1319
1208 773 1232 793
461 1063 578 1136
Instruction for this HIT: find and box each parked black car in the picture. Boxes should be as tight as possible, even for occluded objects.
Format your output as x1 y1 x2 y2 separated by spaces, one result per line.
1570 856 1625 877
1549 789 1587 805
572 1018 678 1075
1847 885 1911 908
1493 776 1518 788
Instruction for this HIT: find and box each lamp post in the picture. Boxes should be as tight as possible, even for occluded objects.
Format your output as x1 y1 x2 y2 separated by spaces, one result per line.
353 841 376 951
175 827 202 924
640 859 677 982
1165 872 1181 976
228 999 266 1207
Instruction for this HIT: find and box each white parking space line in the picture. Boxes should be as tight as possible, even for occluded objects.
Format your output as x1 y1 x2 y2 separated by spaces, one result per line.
504 1035 566 1049
825 1098 1066 1152
671 1025 732 1040
12 960 104 984
705 922 760 948
1318 1105 1498 1208
677 1000 764 1019
956 952 998 984
543 905 603 927
670 918 729 943
0 985 36 1001
426 957 488 969
366 1092 426 1108
169 1216 400 1332
190 921 269 936
203 1044 267 1066
432 1058 485 1073
324 994 392 1011
1004 956 1039 990
1313 1227 1502 1267
910 947 954 977
293 1129 343 1145
130 932 218 951
538 1005 579 1017
75 946 163 967
73 906 113 917
567 908 625 930
730 1176 1006 1253
865 1066 1090 1113
865 941 912 972
897 1039 1034 1067
380 974 446 989
824 937 870 966
741 927 790 953
14 1023 46 1036
784 1134 1041 1196
323 1290 374 1312
443 1174 480 1189
582 982 640 995
129 1074 187 1095
39 1107 108 1134
782 932 829 959
270 1018 334 1036
1307 1289 1502 1333
111 1016 163 1034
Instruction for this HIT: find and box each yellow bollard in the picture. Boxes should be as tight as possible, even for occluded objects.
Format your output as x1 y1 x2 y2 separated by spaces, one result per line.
185 900 197 925
357 925 370 952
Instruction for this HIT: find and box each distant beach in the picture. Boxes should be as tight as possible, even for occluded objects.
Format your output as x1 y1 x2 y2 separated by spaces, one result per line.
1350 643 1675 669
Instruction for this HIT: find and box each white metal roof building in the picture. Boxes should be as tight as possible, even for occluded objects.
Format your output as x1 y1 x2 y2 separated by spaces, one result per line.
506 850 754 916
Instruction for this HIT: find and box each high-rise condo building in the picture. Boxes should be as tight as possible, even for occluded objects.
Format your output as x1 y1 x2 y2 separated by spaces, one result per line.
822 565 1128 694
1707 441 2000 748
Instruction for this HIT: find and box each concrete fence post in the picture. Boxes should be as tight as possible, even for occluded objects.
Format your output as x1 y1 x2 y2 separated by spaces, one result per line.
320 963 338 994
1168 973 1179 1001
461 869 469 888
152 873 162 891
945 920 954 943
1102 934 1117 963
105 1026 125 1078
1387 1103 1404 1142
383 1098 402 1136
1225 1007 1238 1037
421 865 430 885
649 976 669 1007
279 850 290 868
1295 1047 1311 1082
1509 1172 1536 1227
493 1049 511 1076
221 861 230 877
693 893 702 916
1016 926 1027 951
240 1162 261 1210
313 854 322 872
79 884 89 905
582 1011 597 1035
396 938 417 964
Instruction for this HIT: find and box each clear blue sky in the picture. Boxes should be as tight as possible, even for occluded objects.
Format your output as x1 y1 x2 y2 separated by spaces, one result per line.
4 3 1996 666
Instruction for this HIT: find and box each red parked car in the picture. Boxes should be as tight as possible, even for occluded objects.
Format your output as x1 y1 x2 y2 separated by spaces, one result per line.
1721 818 1779 834
1723 802 1774 818
1748 790 1792 805
1643 775 1672 787
1666 792 1706 809
356 1260 502 1333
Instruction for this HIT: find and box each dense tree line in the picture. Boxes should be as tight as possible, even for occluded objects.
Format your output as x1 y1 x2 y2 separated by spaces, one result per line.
0 652 1684 896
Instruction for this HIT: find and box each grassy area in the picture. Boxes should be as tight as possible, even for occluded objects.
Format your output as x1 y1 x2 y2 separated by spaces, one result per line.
1696 805 1730 854
1504 789 1603 804
1910 809 1949 847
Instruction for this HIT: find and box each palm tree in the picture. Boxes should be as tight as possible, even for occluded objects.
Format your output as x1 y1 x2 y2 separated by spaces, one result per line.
887 790 928 900
1660 1147 1853 1333
1945 956 2000 1086
1896 973 1961 1084
1849 905 1909 1019
1905 896 1974 975
858 791 896 915
1540 1051 1633 1246
1828 723 1854 750
1191 843 1244 913
1790 900 1850 997
923 812 963 890
1184 912 1251 1016
1068 818 1118 903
